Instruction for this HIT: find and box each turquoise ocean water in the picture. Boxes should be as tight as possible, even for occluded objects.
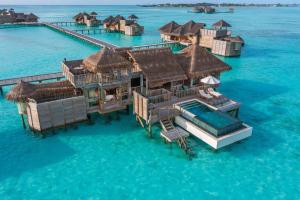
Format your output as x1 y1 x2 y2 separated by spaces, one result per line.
0 5 299 199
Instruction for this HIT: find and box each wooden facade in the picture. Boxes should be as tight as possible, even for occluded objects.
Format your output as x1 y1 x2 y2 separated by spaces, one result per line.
27 96 87 131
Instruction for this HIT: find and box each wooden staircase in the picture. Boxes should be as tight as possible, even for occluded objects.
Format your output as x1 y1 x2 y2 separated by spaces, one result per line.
160 119 195 158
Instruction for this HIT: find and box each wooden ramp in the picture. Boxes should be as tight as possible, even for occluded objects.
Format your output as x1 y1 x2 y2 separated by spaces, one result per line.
0 72 64 87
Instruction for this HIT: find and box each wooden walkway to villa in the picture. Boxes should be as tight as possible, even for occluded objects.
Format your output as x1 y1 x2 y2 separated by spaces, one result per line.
0 72 64 87
43 22 117 49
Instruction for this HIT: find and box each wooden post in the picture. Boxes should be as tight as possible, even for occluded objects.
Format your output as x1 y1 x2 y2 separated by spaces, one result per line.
21 114 26 129
0 87 3 96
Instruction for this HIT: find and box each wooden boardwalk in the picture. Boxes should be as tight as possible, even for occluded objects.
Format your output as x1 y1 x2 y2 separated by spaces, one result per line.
131 41 182 51
0 72 64 87
74 28 104 35
43 22 117 49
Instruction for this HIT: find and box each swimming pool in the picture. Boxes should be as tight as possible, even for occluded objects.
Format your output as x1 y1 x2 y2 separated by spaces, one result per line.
178 100 243 137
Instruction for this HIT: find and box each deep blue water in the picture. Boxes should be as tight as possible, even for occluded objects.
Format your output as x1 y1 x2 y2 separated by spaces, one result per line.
0 5 299 199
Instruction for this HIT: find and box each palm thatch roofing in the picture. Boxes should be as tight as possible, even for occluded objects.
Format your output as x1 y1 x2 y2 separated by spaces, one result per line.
82 47 132 73
159 21 180 34
26 13 38 19
128 14 138 19
6 80 81 103
6 80 35 102
213 20 231 28
90 11 98 15
159 20 206 36
128 48 187 88
178 45 231 78
103 15 114 23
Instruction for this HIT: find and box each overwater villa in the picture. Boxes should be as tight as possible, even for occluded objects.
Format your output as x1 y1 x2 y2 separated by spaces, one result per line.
159 20 244 57
73 12 100 27
0 8 38 24
192 6 216 14
103 15 144 36
6 45 252 155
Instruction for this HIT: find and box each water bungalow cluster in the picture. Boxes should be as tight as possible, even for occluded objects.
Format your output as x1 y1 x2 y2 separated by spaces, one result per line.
1 10 251 156
0 8 38 24
192 6 216 14
159 20 244 57
73 12 100 27
6 44 252 156
103 15 144 36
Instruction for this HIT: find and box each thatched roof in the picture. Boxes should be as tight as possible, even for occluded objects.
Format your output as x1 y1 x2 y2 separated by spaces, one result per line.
159 21 180 34
6 80 35 102
160 20 206 36
103 15 114 23
128 48 187 88
178 45 231 78
82 48 132 73
213 20 231 28
128 14 138 19
26 13 38 19
6 80 80 103
90 12 97 15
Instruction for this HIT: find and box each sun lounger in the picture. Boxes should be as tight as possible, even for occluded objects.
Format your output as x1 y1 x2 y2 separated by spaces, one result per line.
207 88 223 98
199 90 213 99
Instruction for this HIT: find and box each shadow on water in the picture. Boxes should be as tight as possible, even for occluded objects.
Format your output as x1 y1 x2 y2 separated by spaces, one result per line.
214 79 287 156
0 129 75 182
220 79 287 106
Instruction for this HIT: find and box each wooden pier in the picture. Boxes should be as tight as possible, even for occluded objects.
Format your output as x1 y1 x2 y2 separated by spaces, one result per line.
0 72 64 92
43 22 117 49
131 41 183 51
73 28 104 35
51 21 77 26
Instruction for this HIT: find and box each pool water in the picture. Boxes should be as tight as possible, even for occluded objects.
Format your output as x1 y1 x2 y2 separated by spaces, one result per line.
179 100 242 136
0 5 300 200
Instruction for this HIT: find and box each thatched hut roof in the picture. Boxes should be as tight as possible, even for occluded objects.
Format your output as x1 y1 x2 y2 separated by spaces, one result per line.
173 20 205 36
128 48 187 88
26 13 38 19
6 80 35 102
178 45 231 78
159 21 180 34
7 80 81 103
103 15 114 24
213 20 231 28
82 48 132 73
128 14 138 20
90 11 98 16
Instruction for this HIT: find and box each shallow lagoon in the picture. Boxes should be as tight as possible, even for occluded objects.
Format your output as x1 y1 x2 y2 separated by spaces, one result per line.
0 5 299 199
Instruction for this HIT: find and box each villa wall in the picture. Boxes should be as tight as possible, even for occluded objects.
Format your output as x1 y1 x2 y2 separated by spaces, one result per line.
211 40 241 57
26 96 87 131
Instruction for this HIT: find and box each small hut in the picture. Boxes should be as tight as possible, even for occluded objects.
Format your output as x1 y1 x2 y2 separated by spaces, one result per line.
128 14 138 20
213 20 232 30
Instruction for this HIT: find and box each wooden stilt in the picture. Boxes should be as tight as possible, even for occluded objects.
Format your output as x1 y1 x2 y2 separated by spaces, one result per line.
0 87 3 96
21 114 26 129
126 105 129 115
